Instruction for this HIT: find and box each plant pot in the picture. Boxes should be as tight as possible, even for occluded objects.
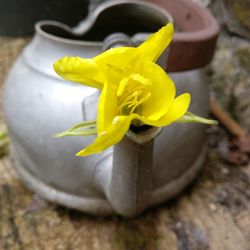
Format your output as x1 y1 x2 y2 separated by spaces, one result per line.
147 0 220 71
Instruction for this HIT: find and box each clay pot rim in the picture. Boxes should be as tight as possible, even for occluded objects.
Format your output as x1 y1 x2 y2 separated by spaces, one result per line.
148 0 220 72
173 0 219 42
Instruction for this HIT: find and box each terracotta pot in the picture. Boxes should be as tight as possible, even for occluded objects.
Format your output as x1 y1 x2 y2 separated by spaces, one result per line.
147 0 220 72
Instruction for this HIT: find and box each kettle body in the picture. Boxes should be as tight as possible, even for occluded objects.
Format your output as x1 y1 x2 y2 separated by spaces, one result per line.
3 0 213 216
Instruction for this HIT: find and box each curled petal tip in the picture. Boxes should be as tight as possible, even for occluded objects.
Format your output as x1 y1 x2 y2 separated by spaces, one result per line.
167 22 174 33
184 93 191 104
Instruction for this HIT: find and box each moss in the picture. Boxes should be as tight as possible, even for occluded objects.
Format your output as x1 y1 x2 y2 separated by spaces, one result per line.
233 2 250 30
235 46 250 69
115 221 160 250
0 125 9 157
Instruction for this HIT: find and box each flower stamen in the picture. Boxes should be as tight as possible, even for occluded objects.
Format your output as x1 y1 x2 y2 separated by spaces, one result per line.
116 73 152 116
129 92 151 114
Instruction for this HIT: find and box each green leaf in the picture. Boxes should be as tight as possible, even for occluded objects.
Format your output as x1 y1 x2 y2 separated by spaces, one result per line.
177 112 218 125
54 120 97 137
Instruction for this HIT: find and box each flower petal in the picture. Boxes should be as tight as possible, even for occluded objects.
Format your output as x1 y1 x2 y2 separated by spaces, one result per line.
76 116 131 156
137 23 174 63
140 61 176 120
94 47 139 86
94 47 138 72
53 57 104 89
97 82 118 134
137 93 191 127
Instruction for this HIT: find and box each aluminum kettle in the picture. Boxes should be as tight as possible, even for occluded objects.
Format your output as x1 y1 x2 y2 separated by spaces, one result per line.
3 0 213 216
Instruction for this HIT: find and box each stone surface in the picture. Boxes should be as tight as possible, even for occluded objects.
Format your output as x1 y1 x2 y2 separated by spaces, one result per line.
220 0 250 40
208 33 250 128
1 135 250 249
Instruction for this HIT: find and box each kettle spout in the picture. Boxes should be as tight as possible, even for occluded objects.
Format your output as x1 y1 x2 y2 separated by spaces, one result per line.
107 126 162 217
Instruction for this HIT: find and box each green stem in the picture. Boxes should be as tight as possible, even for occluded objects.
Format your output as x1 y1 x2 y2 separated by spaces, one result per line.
54 120 97 138
177 112 218 125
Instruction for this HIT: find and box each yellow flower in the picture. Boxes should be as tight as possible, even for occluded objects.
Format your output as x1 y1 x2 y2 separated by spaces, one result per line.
54 23 215 156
